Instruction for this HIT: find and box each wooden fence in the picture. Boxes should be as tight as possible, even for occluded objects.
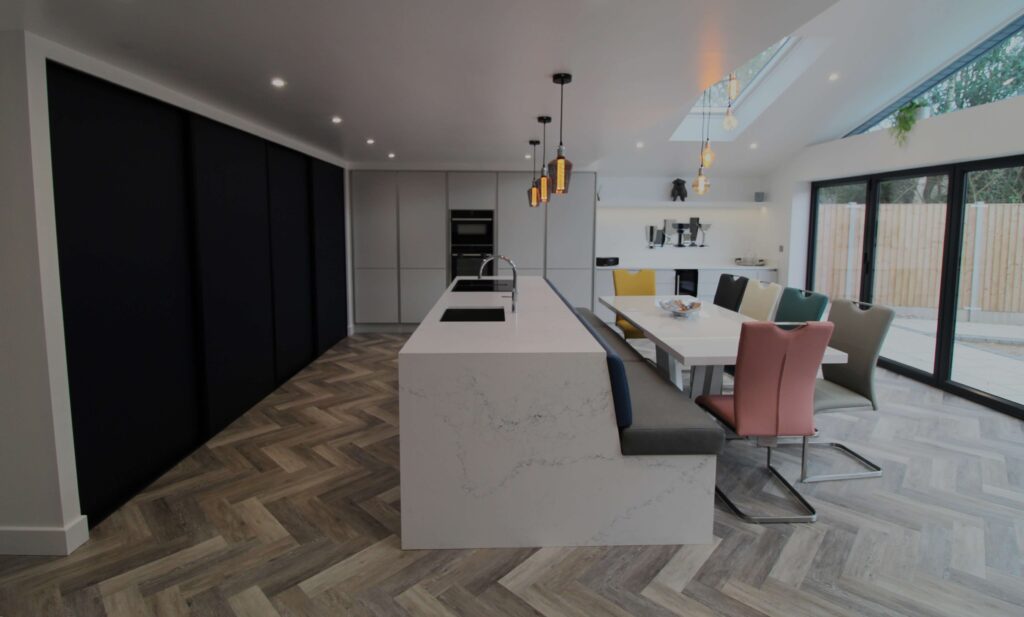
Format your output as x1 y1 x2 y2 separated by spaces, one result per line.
813 203 1024 317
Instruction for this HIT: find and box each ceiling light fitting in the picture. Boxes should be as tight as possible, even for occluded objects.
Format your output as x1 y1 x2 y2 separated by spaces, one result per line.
547 73 573 195
271 77 287 88
331 116 342 124
694 88 712 196
366 138 375 145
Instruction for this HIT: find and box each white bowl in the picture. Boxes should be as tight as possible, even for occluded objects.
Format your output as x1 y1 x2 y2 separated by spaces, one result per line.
658 299 702 318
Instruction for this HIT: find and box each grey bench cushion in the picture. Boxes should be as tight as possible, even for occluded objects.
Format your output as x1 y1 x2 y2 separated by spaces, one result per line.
575 308 646 362
620 358 724 456
814 378 873 412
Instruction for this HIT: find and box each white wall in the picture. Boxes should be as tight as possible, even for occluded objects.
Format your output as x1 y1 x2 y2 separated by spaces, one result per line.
594 175 778 268
0 30 88 556
766 94 1024 287
0 30 353 555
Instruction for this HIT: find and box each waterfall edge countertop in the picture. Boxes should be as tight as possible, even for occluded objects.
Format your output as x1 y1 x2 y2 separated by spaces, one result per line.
400 276 602 355
594 264 776 271
398 274 716 549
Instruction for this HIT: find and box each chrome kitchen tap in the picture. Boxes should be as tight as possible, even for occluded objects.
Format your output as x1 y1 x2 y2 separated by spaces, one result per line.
478 254 517 313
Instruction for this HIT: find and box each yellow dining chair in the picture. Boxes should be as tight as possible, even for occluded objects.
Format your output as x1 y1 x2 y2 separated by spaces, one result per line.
612 269 655 339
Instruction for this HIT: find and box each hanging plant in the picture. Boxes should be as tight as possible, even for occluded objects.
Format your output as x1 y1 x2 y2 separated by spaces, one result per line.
890 100 926 147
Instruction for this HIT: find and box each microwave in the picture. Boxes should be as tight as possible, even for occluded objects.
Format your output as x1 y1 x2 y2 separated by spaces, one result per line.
450 210 494 246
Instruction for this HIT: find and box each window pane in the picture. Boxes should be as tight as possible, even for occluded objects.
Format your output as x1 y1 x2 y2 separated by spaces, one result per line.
812 182 867 300
951 165 1024 405
692 38 789 109
872 174 949 372
867 25 1024 132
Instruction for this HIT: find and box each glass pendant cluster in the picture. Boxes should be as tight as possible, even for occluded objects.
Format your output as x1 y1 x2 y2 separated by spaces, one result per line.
525 73 574 207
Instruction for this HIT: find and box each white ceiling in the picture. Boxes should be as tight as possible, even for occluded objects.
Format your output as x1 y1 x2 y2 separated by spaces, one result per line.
3 0 1022 177
2 0 833 171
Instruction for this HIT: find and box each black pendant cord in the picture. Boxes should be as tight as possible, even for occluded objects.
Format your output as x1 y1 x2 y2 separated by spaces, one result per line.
542 121 547 169
531 142 538 179
558 82 565 146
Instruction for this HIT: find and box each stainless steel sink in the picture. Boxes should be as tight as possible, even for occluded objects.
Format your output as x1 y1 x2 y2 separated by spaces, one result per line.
451 279 514 292
440 307 506 322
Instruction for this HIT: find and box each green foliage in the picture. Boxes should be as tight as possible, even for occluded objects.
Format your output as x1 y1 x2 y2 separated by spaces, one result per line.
889 101 925 147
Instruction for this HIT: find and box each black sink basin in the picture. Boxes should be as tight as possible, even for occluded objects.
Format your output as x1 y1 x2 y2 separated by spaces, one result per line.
440 308 506 322
452 279 513 292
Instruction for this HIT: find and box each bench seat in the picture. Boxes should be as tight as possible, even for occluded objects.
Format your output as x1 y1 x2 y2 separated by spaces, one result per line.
575 308 724 456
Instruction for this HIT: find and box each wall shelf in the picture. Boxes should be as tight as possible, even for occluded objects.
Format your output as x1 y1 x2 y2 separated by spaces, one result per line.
597 200 764 209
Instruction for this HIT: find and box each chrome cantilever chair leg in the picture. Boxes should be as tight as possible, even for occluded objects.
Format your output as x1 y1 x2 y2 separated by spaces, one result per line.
795 435 882 483
715 446 817 524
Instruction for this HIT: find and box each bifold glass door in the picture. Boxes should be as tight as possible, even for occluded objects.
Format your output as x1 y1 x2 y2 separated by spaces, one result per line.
809 156 1024 419
951 165 1024 406
870 174 949 373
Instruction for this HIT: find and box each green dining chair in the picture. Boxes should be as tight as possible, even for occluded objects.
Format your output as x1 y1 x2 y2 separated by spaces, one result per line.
775 288 829 324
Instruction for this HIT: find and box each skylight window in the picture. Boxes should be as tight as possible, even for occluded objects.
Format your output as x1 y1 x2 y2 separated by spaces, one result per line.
852 17 1024 135
692 38 791 112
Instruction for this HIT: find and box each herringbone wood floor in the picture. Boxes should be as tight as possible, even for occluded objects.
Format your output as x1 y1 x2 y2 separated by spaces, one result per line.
2 333 1023 616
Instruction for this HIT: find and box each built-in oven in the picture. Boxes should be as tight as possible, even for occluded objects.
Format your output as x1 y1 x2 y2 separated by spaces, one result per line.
450 210 494 247
451 248 494 279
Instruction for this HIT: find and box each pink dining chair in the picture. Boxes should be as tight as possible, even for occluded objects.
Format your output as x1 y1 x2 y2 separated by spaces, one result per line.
696 321 834 524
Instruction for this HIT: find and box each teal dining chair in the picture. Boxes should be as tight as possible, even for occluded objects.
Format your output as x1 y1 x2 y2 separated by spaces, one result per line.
775 288 829 324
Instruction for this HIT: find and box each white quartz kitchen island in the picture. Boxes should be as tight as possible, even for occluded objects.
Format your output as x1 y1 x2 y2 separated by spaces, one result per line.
399 276 715 549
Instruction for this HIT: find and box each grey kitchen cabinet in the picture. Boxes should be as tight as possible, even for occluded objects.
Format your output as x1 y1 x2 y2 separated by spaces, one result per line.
351 171 397 268
545 171 596 269
594 269 615 322
447 172 496 210
546 268 593 309
496 172 545 269
398 172 447 269
400 268 447 323
354 268 399 323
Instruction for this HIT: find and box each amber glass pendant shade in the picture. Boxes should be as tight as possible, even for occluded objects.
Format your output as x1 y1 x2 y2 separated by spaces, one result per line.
701 140 715 168
692 167 710 195
528 183 540 207
539 173 551 203
548 145 572 194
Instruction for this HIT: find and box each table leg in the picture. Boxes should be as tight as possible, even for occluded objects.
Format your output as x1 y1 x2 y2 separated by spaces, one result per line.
689 365 725 398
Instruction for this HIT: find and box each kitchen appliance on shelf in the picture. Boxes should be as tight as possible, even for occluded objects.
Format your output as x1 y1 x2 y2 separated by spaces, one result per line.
450 210 495 281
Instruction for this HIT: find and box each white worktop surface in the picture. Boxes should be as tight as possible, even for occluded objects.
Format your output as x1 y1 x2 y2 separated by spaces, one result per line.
400 276 601 355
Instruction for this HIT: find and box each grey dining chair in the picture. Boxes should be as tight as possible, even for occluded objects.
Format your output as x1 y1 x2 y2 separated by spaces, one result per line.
797 298 895 483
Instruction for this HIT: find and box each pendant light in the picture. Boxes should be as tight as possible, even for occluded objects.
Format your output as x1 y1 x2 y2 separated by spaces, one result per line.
527 139 541 208
537 116 552 204
693 89 712 196
723 71 740 131
701 139 715 168
547 73 573 194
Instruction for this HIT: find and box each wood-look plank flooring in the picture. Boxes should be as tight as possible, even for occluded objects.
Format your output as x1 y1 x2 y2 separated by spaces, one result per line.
2 333 1023 616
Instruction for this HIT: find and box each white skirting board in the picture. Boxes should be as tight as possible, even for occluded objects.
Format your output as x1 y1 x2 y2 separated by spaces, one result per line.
0 515 89 556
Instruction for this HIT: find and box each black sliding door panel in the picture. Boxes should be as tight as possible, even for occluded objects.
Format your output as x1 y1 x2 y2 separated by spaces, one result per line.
267 144 315 382
310 159 348 353
189 117 276 434
47 62 201 522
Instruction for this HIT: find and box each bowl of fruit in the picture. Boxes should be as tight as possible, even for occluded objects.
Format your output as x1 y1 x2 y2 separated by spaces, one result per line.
658 298 702 318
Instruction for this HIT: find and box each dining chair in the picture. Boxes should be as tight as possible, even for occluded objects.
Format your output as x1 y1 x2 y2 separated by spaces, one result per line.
796 299 895 483
738 280 783 321
713 274 748 312
612 269 655 340
775 288 829 324
697 321 834 523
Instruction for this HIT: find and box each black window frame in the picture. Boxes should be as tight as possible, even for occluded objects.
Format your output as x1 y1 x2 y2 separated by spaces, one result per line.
808 153 1024 421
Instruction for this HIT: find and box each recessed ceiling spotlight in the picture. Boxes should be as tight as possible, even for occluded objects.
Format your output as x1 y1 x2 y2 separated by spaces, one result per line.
387 152 396 159
749 142 759 150
525 153 532 159
828 72 840 82
331 116 342 124
270 77 287 88
636 141 645 149
366 138 375 145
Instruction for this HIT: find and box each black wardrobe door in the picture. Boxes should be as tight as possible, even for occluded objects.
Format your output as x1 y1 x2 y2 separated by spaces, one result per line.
267 144 315 382
189 116 276 434
47 62 201 522
310 160 348 353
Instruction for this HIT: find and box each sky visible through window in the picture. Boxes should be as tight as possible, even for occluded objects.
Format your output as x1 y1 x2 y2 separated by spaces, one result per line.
868 25 1024 131
692 38 789 111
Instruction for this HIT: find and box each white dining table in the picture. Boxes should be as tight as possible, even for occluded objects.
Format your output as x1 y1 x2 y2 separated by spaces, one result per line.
598 295 848 397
